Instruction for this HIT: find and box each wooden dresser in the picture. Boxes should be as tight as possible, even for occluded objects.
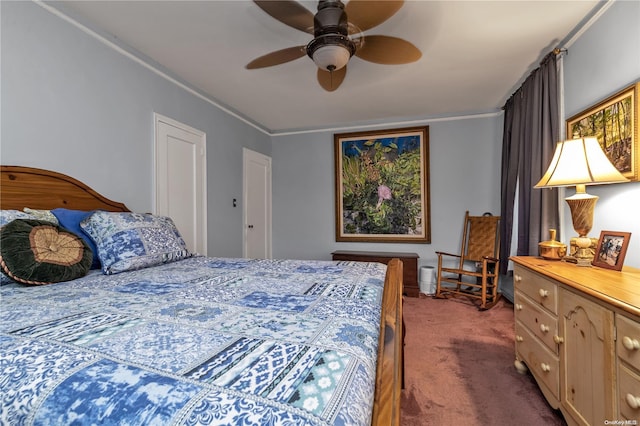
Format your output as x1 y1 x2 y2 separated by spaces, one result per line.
511 256 640 426
331 250 419 297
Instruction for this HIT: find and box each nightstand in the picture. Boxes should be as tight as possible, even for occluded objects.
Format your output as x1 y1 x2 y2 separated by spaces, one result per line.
331 250 419 297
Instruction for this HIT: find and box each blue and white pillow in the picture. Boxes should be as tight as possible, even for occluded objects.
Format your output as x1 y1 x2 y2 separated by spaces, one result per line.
80 211 191 275
23 208 60 225
1 210 38 227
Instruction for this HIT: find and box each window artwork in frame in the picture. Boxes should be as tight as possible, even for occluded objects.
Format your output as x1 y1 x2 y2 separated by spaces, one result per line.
334 126 430 243
567 81 639 182
592 231 631 271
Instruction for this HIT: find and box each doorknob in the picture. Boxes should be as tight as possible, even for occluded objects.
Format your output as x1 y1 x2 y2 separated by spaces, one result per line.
248 225 254 229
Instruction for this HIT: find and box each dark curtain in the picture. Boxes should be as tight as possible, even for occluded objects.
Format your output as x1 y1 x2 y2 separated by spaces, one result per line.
500 52 560 274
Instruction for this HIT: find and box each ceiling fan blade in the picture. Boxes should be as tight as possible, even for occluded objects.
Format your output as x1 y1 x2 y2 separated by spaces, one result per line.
345 0 404 32
246 46 307 69
254 1 314 34
355 35 421 64
317 66 347 92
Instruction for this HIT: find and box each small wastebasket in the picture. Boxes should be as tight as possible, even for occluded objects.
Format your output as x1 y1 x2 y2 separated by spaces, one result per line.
419 266 436 295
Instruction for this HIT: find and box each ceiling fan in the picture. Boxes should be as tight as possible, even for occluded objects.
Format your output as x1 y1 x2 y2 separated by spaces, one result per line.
246 0 421 92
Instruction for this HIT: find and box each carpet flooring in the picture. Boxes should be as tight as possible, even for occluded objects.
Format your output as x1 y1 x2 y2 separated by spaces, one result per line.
400 295 567 425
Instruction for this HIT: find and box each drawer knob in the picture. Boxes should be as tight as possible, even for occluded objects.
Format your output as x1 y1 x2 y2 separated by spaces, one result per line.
540 363 551 372
622 336 640 351
515 335 524 342
538 289 549 298
553 335 564 344
514 274 522 283
540 324 550 333
515 304 523 311
626 393 640 409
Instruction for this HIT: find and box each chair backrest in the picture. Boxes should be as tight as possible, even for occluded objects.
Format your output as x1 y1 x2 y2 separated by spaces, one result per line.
461 211 501 262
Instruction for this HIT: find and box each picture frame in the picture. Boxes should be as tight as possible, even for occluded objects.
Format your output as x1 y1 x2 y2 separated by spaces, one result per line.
592 231 631 271
567 81 639 182
334 126 430 243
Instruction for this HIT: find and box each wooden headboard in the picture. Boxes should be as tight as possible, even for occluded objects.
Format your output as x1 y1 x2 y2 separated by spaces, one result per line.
1 166 129 212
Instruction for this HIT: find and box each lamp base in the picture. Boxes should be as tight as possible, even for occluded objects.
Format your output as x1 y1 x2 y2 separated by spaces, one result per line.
575 257 593 267
562 254 594 266
562 237 597 266
573 235 596 267
565 187 598 267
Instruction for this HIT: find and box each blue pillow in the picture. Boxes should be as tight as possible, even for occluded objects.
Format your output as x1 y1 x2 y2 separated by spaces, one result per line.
51 208 100 269
80 211 191 275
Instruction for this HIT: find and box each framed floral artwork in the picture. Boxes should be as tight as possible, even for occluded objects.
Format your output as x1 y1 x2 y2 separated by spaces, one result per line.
334 126 430 243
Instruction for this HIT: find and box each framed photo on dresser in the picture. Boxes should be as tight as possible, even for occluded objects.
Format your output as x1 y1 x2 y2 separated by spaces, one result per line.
592 230 631 270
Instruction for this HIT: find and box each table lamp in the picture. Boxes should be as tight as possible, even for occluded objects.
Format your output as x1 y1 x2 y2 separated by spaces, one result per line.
534 136 629 266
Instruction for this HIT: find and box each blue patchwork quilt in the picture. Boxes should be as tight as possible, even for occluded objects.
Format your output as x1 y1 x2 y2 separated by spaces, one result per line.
0 257 387 425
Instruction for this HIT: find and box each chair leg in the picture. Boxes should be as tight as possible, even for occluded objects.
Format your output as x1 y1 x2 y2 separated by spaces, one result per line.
435 257 445 299
435 274 446 299
476 274 501 310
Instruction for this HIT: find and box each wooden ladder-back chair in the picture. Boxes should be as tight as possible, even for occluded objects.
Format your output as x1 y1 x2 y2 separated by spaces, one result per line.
435 211 501 310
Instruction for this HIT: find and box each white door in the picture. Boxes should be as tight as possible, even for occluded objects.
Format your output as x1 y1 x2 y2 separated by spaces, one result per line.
155 113 207 255
243 148 272 259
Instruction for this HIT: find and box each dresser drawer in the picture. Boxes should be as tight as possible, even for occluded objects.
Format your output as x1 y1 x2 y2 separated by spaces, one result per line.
618 363 640 420
514 265 558 314
617 314 640 370
515 320 560 400
515 291 559 354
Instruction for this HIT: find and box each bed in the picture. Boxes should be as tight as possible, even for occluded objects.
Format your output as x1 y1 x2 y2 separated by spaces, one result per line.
0 166 403 425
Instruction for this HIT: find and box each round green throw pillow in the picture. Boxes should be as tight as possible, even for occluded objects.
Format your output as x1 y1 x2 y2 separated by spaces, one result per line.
0 219 93 285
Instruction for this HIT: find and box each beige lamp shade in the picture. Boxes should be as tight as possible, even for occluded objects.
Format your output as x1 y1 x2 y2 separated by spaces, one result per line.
535 137 629 188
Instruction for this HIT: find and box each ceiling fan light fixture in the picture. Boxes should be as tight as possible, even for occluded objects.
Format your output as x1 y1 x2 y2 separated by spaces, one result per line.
306 34 355 71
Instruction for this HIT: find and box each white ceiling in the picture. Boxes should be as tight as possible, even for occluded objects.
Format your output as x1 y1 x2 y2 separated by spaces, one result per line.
53 0 602 134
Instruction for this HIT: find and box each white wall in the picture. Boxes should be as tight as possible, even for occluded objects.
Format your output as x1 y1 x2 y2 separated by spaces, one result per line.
271 115 503 267
562 0 640 268
0 1 271 257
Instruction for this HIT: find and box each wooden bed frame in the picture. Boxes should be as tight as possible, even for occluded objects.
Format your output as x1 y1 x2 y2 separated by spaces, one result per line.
0 165 404 425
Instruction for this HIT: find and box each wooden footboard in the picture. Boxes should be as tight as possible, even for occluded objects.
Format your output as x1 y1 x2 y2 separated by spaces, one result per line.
371 258 404 426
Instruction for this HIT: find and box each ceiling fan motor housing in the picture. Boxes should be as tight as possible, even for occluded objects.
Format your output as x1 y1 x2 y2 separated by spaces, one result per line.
314 0 349 37
306 0 356 71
